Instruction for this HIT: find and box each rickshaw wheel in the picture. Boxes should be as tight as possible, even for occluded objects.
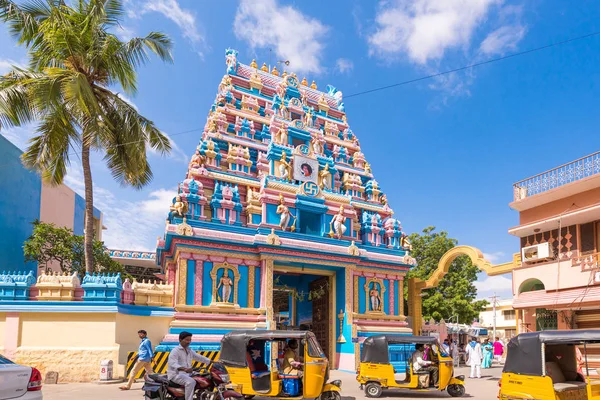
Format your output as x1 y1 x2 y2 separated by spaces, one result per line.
365 382 383 398
447 384 465 397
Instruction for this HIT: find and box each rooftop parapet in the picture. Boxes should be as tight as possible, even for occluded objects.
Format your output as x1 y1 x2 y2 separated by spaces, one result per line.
0 270 36 300
513 151 600 202
132 280 173 307
81 272 122 303
36 271 80 301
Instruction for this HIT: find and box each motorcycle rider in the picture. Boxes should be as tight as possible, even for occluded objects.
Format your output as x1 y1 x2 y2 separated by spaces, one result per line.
167 331 213 400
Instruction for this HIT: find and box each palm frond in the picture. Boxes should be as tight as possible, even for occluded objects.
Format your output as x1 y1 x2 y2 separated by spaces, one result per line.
0 0 45 45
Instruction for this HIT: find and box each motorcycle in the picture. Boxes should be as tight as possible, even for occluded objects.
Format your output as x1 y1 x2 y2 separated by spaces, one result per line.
143 362 243 400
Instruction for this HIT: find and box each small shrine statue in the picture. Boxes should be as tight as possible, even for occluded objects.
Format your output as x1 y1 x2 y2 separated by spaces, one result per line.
369 283 382 312
330 205 347 239
401 235 412 251
276 194 291 231
190 149 205 168
170 195 188 218
278 151 292 182
364 161 372 174
311 135 322 155
319 164 331 190
380 193 388 206
217 271 233 303
304 107 314 127
274 125 288 145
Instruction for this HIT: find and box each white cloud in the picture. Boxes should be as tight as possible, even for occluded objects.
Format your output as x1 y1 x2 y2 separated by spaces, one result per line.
143 0 201 43
368 0 502 64
65 162 175 251
480 24 526 55
475 274 513 294
115 24 136 41
483 251 506 264
234 0 328 74
0 58 25 74
116 92 139 111
336 58 354 74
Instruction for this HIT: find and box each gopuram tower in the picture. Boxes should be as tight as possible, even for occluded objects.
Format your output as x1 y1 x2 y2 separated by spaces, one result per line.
156 49 417 370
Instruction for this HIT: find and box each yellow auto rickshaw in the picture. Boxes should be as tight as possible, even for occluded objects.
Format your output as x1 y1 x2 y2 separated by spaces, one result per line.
356 335 465 397
499 329 600 400
219 330 341 400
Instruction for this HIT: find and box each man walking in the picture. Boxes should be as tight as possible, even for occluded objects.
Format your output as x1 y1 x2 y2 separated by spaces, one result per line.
120 329 154 390
168 331 213 400
466 337 483 379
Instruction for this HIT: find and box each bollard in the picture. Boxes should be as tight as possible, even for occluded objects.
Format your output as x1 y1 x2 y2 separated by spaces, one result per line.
99 360 113 381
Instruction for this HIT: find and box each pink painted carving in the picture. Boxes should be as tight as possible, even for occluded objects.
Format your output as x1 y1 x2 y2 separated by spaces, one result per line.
195 261 203 305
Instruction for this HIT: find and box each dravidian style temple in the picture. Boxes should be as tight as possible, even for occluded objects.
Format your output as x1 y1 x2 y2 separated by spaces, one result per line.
154 49 416 370
0 49 418 380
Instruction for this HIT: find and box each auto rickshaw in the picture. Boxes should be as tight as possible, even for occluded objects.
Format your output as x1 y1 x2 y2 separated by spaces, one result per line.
218 330 342 400
499 329 600 400
356 335 466 398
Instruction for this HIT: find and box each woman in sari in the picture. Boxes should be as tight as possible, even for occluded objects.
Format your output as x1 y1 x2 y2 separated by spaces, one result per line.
482 338 493 369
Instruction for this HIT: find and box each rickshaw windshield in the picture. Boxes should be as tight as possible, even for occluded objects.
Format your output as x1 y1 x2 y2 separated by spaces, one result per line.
307 334 324 358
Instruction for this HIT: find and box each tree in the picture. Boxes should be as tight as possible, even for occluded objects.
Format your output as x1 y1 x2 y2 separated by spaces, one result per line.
0 0 173 273
405 226 488 324
24 219 126 277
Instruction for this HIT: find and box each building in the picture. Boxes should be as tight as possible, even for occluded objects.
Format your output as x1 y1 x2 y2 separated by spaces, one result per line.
108 249 160 281
478 299 517 339
0 134 103 274
154 49 416 370
509 151 600 332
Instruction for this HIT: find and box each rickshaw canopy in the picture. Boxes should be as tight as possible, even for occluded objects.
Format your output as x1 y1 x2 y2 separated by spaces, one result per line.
504 330 600 376
219 330 315 368
361 335 438 364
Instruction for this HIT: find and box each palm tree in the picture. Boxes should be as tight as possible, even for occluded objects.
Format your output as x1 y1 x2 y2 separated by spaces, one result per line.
0 0 173 273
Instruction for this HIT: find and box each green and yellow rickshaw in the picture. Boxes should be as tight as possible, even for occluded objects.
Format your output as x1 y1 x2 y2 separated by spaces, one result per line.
356 335 465 397
219 330 341 400
499 329 600 400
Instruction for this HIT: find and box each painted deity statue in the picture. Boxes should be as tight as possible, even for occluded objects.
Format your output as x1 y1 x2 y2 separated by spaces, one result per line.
274 125 288 145
278 152 292 182
276 194 291 231
364 161 372 174
319 164 331 190
217 271 233 303
330 205 347 239
170 195 188 218
190 149 205 168
311 135 323 155
369 283 382 312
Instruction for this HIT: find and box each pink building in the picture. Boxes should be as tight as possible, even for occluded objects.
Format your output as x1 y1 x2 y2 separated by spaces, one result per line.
509 151 600 333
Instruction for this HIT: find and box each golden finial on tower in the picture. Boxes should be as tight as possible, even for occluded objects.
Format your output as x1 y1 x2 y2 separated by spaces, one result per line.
282 70 288 78
250 59 258 69
310 80 317 89
271 66 280 76
261 62 268 72
301 77 308 86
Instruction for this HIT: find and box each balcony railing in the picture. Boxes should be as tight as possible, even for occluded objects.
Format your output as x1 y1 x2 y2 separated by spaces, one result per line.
572 251 600 270
513 151 600 201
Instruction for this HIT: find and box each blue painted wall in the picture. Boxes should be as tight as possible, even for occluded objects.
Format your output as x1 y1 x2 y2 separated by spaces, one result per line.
0 136 41 273
202 261 213 305
73 194 86 235
254 266 261 308
238 265 248 308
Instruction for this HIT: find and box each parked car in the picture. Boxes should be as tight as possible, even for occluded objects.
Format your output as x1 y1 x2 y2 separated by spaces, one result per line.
0 355 42 400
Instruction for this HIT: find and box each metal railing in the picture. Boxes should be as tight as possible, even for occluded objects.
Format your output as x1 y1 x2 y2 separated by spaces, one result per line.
513 151 600 201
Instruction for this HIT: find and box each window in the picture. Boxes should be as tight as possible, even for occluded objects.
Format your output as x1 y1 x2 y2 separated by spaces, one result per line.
536 308 558 331
505 329 516 338
307 335 324 358
580 222 596 255
0 355 14 364
502 310 516 321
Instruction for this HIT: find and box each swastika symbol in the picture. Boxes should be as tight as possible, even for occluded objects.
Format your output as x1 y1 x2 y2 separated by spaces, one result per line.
303 181 319 197
300 145 309 155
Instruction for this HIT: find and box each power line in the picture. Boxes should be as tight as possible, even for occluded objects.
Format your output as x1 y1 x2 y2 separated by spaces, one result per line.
345 30 600 99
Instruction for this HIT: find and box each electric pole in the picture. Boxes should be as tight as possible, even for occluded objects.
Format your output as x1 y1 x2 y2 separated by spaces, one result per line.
490 293 497 339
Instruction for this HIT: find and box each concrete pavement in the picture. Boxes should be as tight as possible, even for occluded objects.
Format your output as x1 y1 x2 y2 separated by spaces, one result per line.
42 365 503 399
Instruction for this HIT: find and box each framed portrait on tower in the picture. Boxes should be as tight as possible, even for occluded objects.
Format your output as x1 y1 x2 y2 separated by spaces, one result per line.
293 155 318 183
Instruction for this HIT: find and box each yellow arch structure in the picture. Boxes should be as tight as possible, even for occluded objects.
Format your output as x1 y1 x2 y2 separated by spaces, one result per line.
408 245 519 335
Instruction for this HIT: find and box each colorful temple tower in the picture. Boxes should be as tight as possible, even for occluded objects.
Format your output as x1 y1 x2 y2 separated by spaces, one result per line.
156 49 417 370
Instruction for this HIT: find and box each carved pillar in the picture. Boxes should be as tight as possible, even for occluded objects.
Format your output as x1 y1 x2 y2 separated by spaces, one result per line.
345 267 353 324
265 259 274 329
389 277 395 315
408 277 423 335
177 258 187 305
399 276 404 316
194 260 204 305
248 265 255 308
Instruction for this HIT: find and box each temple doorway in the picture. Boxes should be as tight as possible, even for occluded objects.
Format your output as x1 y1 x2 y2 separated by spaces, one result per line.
272 268 335 361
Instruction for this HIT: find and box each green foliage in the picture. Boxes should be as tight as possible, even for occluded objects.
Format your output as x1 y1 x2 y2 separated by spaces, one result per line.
405 226 488 324
24 220 127 277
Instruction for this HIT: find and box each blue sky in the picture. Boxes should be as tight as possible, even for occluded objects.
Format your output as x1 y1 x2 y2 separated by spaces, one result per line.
2 0 600 300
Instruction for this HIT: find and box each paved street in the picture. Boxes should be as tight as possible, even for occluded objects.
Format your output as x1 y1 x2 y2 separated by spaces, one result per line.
43 365 502 400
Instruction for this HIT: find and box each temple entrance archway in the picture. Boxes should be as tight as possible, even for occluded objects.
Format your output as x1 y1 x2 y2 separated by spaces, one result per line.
408 245 518 335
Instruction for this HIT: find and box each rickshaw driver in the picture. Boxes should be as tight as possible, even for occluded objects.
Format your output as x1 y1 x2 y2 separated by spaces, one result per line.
282 339 303 377
412 344 439 387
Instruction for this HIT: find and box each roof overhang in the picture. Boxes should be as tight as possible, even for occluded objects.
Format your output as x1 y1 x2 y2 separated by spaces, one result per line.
508 203 600 237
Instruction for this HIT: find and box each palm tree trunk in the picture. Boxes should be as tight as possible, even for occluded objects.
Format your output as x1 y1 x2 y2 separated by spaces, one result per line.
81 143 95 274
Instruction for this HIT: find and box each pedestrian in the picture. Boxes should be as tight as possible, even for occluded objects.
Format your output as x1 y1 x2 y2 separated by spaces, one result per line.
120 329 154 390
452 340 460 367
482 338 493 368
441 338 450 355
466 337 482 379
493 337 504 364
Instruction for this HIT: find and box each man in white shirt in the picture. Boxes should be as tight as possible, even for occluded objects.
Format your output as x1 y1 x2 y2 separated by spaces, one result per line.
167 331 213 400
411 344 439 387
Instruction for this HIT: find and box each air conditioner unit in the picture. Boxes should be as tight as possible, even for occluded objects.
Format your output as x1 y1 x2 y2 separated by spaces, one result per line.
521 242 553 263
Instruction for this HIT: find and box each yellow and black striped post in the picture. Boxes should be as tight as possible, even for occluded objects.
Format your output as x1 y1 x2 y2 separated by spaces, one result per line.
126 351 220 378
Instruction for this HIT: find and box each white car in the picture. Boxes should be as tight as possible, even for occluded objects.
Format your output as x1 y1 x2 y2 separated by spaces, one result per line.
0 355 42 400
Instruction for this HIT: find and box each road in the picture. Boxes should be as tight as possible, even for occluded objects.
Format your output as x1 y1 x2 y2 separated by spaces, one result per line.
42 365 502 400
